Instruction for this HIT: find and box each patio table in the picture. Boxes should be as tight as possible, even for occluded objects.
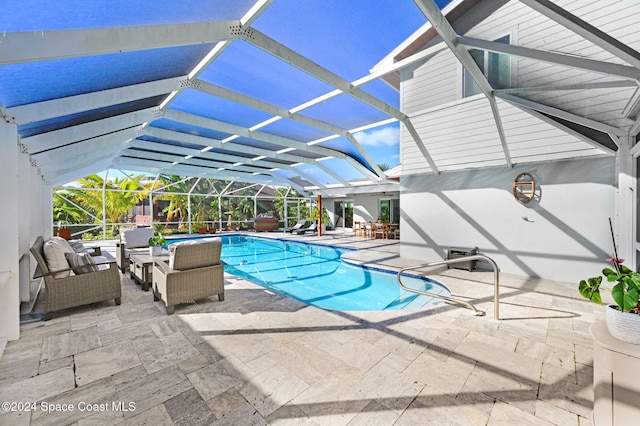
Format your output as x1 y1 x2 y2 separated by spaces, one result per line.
129 251 169 291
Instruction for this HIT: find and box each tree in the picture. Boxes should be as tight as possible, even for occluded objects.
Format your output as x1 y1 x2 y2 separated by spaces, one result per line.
70 174 149 231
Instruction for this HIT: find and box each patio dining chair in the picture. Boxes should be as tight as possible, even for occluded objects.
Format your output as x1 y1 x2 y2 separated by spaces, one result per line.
371 222 387 239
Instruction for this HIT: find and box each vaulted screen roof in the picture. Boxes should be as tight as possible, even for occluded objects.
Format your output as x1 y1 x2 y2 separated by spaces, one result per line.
2 0 638 194
0 0 437 192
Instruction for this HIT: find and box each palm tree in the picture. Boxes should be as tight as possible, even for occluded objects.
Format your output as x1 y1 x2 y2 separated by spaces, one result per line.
71 174 149 231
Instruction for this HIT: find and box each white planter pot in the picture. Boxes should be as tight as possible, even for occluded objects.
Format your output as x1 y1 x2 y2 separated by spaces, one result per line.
149 246 162 257
605 304 640 344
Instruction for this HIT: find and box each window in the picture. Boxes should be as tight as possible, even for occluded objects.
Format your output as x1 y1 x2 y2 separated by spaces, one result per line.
379 199 400 223
463 35 511 97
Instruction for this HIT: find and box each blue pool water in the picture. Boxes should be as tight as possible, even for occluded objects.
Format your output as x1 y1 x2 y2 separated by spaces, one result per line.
170 235 450 311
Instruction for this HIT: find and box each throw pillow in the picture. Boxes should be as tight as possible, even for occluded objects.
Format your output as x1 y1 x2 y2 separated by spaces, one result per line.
64 252 98 275
43 238 73 279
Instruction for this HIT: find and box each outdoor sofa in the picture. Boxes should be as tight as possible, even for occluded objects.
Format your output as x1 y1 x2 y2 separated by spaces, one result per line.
30 236 121 320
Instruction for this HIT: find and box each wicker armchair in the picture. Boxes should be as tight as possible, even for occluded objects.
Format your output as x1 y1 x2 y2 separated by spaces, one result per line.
116 227 154 273
152 238 225 314
30 236 122 320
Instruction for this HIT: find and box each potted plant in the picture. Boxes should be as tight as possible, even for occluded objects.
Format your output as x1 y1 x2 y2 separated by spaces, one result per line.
148 233 166 256
56 221 72 240
579 221 640 344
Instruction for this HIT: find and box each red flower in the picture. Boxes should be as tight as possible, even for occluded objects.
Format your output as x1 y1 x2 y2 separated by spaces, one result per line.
606 256 624 264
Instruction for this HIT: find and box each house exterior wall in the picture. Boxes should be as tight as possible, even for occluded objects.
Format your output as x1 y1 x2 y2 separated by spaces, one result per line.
323 192 400 227
0 120 53 345
400 0 639 174
395 0 634 282
0 121 22 342
400 156 615 282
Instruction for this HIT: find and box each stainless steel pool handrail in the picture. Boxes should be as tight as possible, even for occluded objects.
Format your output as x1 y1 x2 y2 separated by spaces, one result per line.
397 254 500 319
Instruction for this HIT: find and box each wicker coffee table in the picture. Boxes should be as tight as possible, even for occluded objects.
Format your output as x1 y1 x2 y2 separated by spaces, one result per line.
129 251 169 291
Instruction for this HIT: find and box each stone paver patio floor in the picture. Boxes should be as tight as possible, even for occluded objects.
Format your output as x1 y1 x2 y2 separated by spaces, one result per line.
0 232 597 425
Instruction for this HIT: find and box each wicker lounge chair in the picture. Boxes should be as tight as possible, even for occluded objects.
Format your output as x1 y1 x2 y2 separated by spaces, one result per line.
152 238 225 314
30 236 121 320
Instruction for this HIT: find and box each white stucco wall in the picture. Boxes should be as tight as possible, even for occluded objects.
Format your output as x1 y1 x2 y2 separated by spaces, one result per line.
0 121 21 341
323 192 400 227
400 157 616 283
0 120 53 345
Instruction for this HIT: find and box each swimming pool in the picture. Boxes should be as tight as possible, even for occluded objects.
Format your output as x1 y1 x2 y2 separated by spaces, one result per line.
171 235 450 311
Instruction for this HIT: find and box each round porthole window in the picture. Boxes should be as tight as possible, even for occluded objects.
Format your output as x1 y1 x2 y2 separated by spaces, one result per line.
513 172 535 204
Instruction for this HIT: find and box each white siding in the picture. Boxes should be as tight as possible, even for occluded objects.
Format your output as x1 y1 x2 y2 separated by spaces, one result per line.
401 49 459 114
402 96 601 175
400 156 616 282
398 0 640 173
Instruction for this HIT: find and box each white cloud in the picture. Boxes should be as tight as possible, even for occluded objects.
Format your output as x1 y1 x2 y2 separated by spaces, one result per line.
354 126 399 147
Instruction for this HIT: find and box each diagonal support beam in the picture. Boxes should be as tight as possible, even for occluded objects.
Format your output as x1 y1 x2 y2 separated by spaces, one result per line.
403 119 440 174
413 0 512 167
243 28 406 122
496 93 627 138
519 0 640 71
502 98 617 155
493 81 638 94
0 21 240 65
458 36 640 81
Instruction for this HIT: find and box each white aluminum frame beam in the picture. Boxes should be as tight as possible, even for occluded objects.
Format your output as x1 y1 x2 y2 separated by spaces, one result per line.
493 81 638 94
164 109 375 182
244 28 406 122
122 140 324 187
32 136 131 168
116 157 271 182
191 79 385 179
503 99 617 155
241 27 436 177
142 127 318 166
49 159 114 186
21 108 155 154
6 76 188 125
129 139 326 187
458 36 640 81
116 157 310 196
44 152 117 181
141 127 347 185
496 93 626 139
166 109 340 159
0 21 240 65
519 0 640 71
413 0 513 167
